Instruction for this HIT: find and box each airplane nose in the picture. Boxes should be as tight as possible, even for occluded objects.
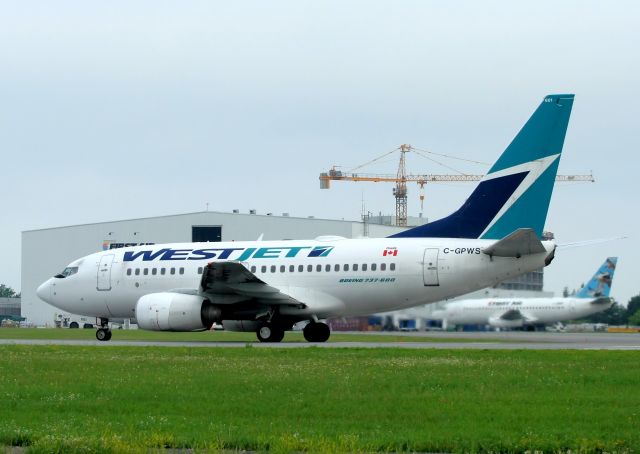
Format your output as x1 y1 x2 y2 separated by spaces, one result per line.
36 280 51 303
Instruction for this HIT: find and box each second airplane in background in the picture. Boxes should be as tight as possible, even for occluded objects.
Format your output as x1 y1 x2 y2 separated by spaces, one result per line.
430 257 618 330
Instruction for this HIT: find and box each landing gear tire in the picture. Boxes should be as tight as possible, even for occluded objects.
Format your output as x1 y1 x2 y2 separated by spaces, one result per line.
96 328 112 341
96 317 111 341
303 322 330 343
256 322 285 343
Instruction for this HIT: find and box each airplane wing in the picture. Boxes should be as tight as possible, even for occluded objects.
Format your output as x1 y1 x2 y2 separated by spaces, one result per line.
491 309 538 323
482 228 546 258
498 309 524 321
195 261 305 306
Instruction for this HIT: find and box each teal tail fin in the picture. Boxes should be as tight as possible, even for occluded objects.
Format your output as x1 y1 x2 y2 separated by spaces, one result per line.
389 94 574 240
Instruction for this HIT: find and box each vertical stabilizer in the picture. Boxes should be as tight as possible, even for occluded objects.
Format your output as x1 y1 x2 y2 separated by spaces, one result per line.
389 94 574 239
576 257 618 298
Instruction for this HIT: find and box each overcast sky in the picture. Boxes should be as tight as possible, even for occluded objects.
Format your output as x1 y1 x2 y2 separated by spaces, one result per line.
1 1 638 305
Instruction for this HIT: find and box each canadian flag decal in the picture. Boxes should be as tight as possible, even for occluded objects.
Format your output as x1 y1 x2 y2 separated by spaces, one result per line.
383 247 398 257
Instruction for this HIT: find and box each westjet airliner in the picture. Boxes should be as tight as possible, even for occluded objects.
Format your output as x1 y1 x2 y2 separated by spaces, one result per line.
430 257 618 330
37 94 575 342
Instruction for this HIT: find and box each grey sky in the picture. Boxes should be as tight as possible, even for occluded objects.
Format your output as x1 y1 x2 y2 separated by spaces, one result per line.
1 1 638 305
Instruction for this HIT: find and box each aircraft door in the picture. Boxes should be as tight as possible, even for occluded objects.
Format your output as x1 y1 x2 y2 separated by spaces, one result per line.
97 254 115 291
422 248 440 286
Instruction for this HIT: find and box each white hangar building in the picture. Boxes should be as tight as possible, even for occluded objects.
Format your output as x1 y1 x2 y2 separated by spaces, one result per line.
21 210 407 326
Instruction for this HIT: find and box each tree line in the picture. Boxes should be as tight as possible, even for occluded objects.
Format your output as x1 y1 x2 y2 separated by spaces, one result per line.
0 284 20 298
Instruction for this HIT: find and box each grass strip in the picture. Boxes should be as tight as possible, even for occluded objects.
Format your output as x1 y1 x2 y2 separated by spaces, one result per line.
0 346 638 453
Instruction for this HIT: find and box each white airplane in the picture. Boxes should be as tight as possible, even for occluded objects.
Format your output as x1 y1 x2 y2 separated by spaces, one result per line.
37 94 575 342
430 257 618 330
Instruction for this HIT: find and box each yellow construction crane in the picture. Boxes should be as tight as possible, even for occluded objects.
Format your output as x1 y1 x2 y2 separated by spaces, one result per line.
319 144 594 227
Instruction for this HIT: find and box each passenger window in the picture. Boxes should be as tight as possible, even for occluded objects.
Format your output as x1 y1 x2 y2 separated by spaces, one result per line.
353 264 358 271
325 264 331 272
179 267 185 275
381 263 386 271
316 264 322 272
250 266 256 273
135 268 140 276
152 268 157 275
308 265 313 272
280 265 285 273
334 264 340 272
198 267 204 274
344 264 349 271
298 265 304 272
271 265 276 273
161 268 166 275
261 265 267 273
170 268 176 275
371 264 377 271
126 269 132 276
390 263 396 271
362 264 367 271
289 265 295 272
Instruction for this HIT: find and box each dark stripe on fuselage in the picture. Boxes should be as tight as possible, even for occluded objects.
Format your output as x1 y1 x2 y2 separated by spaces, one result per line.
389 171 528 239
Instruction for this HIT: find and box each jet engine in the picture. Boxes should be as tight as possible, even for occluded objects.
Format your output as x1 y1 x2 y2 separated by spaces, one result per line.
488 316 524 329
135 293 221 331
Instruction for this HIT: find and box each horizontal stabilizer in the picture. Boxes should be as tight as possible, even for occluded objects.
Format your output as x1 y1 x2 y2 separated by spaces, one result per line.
482 228 546 258
590 297 614 305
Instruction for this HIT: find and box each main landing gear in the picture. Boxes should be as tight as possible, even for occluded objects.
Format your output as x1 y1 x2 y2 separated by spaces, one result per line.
303 321 330 343
96 318 112 341
254 320 331 343
256 322 285 343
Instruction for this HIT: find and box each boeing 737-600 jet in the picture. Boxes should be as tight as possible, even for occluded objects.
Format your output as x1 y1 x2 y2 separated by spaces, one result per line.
37 94 575 342
429 257 617 330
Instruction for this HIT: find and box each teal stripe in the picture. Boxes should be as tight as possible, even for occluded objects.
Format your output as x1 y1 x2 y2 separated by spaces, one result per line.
489 95 574 174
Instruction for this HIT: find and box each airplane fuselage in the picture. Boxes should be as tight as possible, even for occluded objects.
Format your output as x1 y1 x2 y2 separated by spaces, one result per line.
38 236 555 322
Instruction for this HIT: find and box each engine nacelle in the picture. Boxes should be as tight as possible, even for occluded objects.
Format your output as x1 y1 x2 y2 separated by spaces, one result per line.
222 320 260 332
135 293 221 331
488 316 524 329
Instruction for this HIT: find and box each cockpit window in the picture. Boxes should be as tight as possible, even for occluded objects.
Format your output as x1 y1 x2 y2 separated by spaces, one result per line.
54 267 79 278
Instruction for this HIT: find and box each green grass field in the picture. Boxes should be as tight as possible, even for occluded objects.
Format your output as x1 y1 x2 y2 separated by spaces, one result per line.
0 346 638 453
0 328 488 343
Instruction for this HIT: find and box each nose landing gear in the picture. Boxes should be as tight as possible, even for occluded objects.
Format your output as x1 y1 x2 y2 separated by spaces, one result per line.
95 318 112 341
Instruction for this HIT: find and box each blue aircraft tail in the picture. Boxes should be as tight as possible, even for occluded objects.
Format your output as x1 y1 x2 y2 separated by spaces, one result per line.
576 257 618 298
389 94 575 239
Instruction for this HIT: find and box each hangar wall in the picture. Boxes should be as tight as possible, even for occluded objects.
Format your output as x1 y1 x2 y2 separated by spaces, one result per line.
22 211 403 326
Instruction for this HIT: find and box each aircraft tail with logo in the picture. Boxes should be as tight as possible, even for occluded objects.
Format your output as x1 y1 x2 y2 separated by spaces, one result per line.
576 257 618 298
390 94 575 240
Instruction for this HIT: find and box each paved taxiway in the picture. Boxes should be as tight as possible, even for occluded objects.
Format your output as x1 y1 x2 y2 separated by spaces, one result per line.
1 331 639 350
